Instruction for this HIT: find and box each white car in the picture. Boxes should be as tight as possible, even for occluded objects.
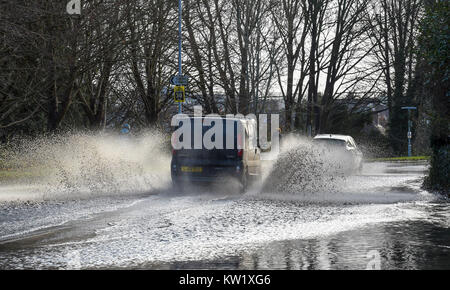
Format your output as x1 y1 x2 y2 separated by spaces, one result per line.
312 134 363 173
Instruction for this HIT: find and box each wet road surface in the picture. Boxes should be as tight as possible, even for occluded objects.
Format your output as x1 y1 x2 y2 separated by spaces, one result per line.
0 161 448 269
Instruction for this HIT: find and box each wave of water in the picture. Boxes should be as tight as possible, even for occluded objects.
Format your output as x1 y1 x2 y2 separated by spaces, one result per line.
258 135 433 204
1 133 433 205
0 131 171 201
263 136 352 193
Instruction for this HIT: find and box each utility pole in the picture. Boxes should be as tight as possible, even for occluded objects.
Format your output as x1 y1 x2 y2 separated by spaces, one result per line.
178 0 182 114
401 106 417 157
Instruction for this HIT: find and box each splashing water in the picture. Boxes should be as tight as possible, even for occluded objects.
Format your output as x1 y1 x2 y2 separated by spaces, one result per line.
259 135 432 204
0 131 171 201
1 132 431 205
263 135 349 194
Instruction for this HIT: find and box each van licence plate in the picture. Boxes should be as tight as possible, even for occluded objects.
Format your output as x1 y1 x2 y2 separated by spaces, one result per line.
181 166 203 173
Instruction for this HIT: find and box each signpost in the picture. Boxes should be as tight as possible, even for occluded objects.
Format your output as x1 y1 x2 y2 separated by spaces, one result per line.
401 106 417 157
176 0 183 113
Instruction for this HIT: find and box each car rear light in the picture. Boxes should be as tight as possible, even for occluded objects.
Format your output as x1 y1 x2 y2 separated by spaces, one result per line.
237 131 243 149
171 133 178 156
237 131 243 158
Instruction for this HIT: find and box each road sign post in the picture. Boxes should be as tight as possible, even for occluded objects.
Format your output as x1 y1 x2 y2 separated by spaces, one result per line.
177 0 182 114
401 106 417 157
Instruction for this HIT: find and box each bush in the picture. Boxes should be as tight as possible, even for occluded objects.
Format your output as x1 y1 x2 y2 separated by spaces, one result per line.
424 145 450 195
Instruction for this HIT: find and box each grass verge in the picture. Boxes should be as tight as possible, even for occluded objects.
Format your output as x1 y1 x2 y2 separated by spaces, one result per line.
366 156 430 162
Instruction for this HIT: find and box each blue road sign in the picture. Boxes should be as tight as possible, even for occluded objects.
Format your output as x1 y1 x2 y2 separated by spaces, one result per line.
170 75 188 86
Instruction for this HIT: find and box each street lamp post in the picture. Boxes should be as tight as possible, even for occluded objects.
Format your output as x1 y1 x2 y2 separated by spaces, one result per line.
178 0 182 114
401 106 417 157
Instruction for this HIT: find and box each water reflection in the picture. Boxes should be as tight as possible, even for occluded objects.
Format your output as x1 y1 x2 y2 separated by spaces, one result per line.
240 204 449 270
152 202 449 270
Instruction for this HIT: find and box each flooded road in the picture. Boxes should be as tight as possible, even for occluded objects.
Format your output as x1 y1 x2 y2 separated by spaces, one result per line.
0 161 448 269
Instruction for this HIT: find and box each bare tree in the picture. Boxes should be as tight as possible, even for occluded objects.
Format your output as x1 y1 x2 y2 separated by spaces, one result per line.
125 0 177 125
318 0 376 133
367 0 423 152
77 0 128 129
271 0 311 131
0 0 427 143
305 0 329 135
368 0 422 112
183 0 219 114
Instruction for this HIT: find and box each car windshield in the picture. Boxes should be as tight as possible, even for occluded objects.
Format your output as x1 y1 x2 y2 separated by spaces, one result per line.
313 138 346 148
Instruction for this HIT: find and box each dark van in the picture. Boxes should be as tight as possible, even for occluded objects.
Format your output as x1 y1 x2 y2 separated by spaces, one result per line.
171 116 262 192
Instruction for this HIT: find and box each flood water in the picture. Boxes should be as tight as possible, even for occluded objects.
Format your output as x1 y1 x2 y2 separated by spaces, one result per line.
0 133 448 269
157 206 450 270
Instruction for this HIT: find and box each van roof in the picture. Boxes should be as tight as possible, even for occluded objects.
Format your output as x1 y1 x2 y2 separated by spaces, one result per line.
177 116 254 123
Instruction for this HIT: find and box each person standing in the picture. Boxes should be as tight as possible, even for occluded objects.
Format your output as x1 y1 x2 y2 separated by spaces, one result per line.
120 123 131 135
